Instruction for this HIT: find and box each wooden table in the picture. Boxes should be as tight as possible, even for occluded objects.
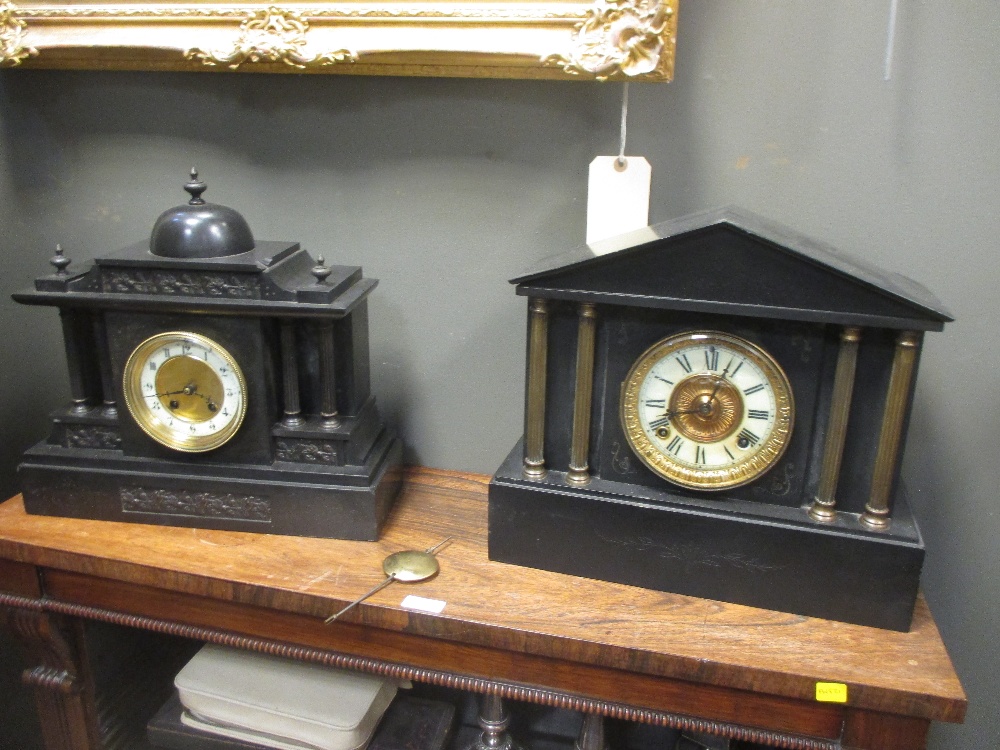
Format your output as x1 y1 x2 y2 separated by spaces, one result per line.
0 467 966 750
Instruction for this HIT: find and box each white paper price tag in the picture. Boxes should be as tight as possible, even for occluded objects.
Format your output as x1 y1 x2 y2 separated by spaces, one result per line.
586 156 651 246
400 595 447 614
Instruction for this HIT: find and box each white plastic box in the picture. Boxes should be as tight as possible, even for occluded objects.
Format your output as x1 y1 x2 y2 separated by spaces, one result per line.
174 644 399 750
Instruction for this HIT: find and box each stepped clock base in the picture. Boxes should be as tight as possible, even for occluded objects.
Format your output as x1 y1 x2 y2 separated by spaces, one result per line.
19 433 402 540
488 441 923 631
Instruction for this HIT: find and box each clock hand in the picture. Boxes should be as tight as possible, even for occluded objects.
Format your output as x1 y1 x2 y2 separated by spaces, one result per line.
145 383 201 399
146 385 220 413
660 367 733 422
662 406 702 419
707 364 732 401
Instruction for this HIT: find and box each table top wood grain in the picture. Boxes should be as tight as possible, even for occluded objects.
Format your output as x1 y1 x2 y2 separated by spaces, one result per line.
0 466 966 726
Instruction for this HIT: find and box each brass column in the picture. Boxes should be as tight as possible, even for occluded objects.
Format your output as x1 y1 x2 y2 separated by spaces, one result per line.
860 330 921 530
522 298 549 478
808 327 862 522
566 303 597 485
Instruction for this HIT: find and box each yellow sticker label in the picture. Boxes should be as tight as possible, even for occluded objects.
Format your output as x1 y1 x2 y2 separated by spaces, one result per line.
815 682 848 703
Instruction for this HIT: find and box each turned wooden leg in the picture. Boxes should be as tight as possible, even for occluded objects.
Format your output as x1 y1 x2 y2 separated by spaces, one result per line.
467 693 523 750
1 607 101 750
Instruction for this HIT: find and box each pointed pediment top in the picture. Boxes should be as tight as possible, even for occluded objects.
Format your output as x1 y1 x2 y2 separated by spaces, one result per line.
513 207 952 330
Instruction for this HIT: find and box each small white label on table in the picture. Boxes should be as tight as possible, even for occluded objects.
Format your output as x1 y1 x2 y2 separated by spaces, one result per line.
401 595 447 614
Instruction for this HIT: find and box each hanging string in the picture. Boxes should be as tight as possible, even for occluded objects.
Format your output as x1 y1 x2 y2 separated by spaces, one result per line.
616 82 630 169
884 0 900 81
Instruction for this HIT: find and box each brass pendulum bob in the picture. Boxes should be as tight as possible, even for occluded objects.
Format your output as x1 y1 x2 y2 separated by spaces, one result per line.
325 538 452 623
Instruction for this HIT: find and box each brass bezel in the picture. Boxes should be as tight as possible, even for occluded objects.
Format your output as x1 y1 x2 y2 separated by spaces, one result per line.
620 331 794 491
122 331 247 453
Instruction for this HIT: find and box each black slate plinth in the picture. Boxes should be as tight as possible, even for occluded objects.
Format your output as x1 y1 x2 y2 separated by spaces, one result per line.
488 442 924 631
20 434 402 541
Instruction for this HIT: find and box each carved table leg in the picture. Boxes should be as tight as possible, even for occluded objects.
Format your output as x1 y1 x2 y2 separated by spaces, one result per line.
1 607 101 750
467 693 524 750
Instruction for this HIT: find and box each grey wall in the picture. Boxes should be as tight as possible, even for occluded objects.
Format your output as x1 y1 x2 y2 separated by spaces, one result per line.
0 1 996 747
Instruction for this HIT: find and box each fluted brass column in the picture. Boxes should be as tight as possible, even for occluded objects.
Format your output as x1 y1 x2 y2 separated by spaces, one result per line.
860 330 921 530
522 298 549 478
566 303 598 486
808 327 862 522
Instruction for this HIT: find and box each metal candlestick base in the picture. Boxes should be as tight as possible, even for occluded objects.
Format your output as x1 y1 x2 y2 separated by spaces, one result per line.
574 713 608 750
466 694 523 750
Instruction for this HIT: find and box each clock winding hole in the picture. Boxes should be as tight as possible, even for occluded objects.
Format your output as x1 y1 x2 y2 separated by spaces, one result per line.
155 355 226 422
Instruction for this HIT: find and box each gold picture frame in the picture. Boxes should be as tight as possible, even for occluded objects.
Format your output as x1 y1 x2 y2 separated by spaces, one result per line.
0 0 677 80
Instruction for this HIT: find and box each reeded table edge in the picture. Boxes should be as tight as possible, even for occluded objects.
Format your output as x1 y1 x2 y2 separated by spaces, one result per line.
0 588 836 750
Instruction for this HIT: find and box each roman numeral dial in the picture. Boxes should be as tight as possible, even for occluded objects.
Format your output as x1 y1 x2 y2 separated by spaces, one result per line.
620 331 795 491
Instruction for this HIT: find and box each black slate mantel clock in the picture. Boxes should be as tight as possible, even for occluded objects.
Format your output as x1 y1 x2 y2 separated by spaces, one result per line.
13 172 402 540
488 207 952 631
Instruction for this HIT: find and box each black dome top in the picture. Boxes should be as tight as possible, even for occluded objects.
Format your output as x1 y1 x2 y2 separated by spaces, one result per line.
150 171 254 259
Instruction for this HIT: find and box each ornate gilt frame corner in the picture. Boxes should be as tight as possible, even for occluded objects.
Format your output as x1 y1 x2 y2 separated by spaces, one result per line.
0 0 678 80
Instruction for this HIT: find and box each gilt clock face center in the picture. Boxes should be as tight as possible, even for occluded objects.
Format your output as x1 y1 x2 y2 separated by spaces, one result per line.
620 331 795 491
667 373 742 444
122 331 247 453
154 355 226 422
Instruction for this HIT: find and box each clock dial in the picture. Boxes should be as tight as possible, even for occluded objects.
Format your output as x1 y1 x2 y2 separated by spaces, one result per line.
620 331 794 490
122 331 247 452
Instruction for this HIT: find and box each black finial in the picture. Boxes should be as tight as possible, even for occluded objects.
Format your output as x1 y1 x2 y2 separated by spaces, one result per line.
311 255 333 284
49 244 71 275
184 168 207 205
